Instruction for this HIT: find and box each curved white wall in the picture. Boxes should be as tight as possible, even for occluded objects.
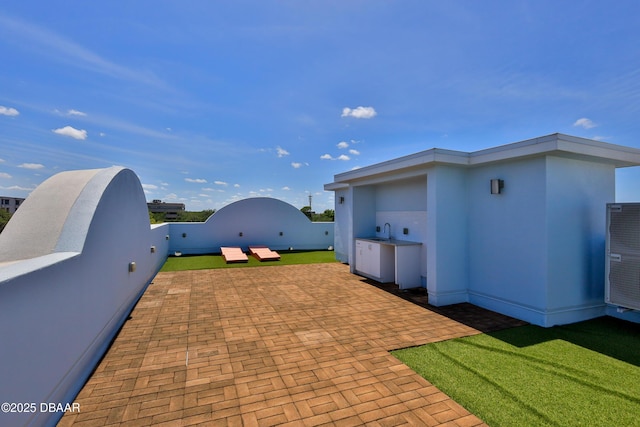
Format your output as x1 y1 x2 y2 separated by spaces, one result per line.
0 167 166 427
168 197 334 254
0 171 334 426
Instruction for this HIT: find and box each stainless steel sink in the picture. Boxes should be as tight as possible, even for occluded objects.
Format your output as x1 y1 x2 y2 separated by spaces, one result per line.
365 237 391 242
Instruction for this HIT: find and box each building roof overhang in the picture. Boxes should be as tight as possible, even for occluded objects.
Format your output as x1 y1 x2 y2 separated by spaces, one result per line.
324 133 640 190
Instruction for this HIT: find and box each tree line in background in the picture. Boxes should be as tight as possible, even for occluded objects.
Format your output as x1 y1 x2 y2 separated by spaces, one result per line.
148 207 335 224
149 209 215 224
0 210 11 233
300 207 335 222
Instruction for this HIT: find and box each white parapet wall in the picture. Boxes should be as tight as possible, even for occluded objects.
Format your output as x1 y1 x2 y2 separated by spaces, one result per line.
0 168 333 426
167 197 334 255
0 167 168 427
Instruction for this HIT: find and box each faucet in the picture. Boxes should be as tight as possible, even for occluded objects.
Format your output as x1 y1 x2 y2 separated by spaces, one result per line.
383 223 391 240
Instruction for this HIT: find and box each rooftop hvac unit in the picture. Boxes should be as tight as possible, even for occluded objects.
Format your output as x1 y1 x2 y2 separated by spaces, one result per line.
606 203 640 310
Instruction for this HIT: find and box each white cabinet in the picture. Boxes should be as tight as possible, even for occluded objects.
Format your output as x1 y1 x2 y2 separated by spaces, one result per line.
355 239 395 282
394 244 422 289
355 238 422 288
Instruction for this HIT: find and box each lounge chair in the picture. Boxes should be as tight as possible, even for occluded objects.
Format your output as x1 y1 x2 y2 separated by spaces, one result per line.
220 247 248 263
248 245 281 261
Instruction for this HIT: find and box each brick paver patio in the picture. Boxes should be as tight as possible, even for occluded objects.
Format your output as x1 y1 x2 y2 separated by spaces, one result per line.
59 263 509 426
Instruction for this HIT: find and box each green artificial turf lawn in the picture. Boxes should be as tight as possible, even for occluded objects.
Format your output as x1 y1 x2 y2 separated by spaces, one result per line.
392 317 640 427
160 250 338 271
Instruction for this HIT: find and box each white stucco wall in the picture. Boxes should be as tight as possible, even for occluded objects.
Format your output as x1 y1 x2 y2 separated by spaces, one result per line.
426 165 469 305
466 156 615 326
0 169 101 261
167 197 334 254
333 188 350 263
326 134 640 327
544 157 614 324
467 157 549 320
0 167 166 427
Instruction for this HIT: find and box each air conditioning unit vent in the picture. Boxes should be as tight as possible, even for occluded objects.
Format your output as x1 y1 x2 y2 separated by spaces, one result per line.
606 203 640 310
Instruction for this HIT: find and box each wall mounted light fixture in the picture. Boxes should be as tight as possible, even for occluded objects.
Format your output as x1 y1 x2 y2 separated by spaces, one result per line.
339 196 345 204
490 179 504 195
129 262 137 273
239 232 243 237
279 231 284 236
182 232 187 238
150 246 156 253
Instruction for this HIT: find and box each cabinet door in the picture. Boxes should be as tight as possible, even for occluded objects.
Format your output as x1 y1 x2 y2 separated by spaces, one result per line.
355 240 365 272
368 242 381 277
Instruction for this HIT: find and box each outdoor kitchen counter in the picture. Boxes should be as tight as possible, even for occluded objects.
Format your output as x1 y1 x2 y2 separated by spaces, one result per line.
355 238 422 289
357 237 422 246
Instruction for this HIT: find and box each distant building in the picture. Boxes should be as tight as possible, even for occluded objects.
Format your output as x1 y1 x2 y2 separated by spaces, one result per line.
0 196 25 214
147 199 185 220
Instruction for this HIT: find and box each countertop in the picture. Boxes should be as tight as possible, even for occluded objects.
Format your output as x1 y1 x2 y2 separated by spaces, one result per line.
356 237 422 246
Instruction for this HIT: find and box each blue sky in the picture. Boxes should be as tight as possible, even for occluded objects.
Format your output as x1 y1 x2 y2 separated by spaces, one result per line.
1 1 640 212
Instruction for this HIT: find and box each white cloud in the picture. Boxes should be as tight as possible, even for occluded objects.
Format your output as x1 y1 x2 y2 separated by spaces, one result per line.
234 184 240 188
52 125 87 140
573 118 597 129
0 158 5 162
349 149 360 155
341 106 377 119
164 192 178 200
185 178 207 183
337 141 349 149
67 109 87 117
321 154 350 161
0 106 19 116
0 172 12 179
282 186 291 191
276 146 290 157
142 183 158 191
214 180 228 186
0 184 34 191
201 187 214 191
291 162 303 168
18 163 44 170
53 108 87 117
